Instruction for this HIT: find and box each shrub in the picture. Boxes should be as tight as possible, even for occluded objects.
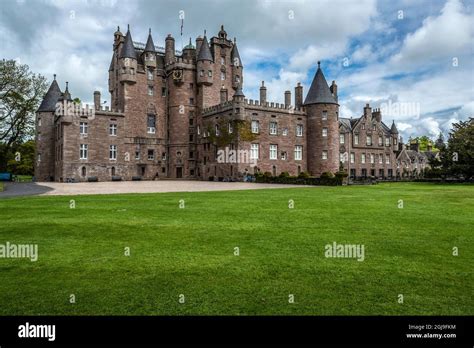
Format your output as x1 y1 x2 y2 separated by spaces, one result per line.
298 171 310 179
279 171 290 178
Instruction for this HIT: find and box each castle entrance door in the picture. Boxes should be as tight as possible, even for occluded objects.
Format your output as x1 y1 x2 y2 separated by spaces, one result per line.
176 167 183 178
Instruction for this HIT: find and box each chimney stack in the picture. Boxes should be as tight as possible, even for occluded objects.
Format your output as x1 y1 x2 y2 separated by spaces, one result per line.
284 90 291 108
94 91 101 110
330 80 338 102
295 82 303 108
259 81 267 105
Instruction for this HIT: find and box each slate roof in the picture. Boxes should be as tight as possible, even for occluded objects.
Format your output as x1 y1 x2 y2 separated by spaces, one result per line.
120 27 137 59
197 35 213 62
233 85 245 97
390 120 399 133
144 29 156 53
303 62 337 105
231 41 242 67
38 77 62 112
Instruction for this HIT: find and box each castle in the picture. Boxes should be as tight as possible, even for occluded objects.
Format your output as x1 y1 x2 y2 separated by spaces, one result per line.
34 25 426 182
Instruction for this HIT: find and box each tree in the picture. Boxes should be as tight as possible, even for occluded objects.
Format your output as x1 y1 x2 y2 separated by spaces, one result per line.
6 140 35 175
0 59 47 146
447 118 474 180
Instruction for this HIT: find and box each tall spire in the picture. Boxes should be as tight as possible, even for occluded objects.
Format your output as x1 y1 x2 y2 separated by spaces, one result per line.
38 75 62 112
144 28 156 53
197 33 213 61
303 62 337 105
120 25 137 59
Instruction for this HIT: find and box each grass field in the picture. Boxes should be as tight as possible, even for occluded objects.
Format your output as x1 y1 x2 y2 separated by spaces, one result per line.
0 183 472 315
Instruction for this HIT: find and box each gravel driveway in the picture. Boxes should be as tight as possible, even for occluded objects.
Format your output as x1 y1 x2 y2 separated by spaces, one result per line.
0 180 309 197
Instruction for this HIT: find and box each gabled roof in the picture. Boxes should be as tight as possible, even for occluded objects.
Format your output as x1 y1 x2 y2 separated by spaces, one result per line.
304 62 337 105
339 118 352 131
38 77 62 112
120 26 137 59
144 29 156 53
197 35 213 62
231 40 242 67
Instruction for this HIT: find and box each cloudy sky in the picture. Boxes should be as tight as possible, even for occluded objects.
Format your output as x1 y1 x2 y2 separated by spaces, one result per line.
1 0 473 140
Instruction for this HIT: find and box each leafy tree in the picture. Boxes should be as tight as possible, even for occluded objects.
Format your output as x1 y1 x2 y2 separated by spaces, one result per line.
6 140 35 175
0 60 47 146
447 118 473 180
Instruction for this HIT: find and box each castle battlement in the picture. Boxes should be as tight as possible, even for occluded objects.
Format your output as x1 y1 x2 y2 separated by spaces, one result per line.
245 99 305 114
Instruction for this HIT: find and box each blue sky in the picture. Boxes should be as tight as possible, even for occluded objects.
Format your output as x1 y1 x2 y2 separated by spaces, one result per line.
1 0 473 141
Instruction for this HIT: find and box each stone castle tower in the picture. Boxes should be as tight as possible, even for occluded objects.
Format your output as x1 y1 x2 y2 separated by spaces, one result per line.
304 61 340 176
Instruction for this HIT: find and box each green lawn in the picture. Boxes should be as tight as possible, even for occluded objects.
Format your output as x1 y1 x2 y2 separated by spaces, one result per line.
0 183 472 315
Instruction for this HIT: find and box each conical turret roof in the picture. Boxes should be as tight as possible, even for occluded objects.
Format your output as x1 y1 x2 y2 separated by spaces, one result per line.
144 29 156 53
120 26 137 59
231 39 242 67
390 120 399 134
38 76 62 112
303 62 337 105
197 35 213 62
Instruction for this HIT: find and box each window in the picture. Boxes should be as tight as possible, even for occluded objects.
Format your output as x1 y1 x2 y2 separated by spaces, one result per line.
361 153 366 164
386 155 390 164
220 71 226 80
208 70 212 77
362 124 365 130
81 166 86 176
228 122 233 134
294 145 302 160
147 68 153 80
378 136 383 146
148 149 154 160
281 152 287 160
322 127 328 137
235 75 240 83
394 138 398 145
250 144 259 160
109 145 117 160
385 137 390 146
322 111 328 120
296 124 303 137
80 122 88 135
197 125 200 135
37 154 41 162
111 167 116 176
282 128 288 136
135 151 140 160
322 150 328 160
215 124 220 136
147 115 156 133
354 134 359 145
200 70 204 77
38 118 41 126
350 152 355 163
189 98 194 105
340 134 345 144
162 152 166 161
269 145 277 160
221 57 225 65
373 124 376 130
148 86 154 96
340 153 346 163
366 135 372 145
270 122 277 135
189 118 194 126
80 144 88 159
189 151 194 159
370 154 374 164
379 154 383 164
251 120 259 134
109 124 117 136
161 87 166 97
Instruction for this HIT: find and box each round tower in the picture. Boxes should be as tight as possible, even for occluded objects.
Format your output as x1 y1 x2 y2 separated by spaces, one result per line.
119 25 137 84
305 62 340 177
165 34 175 64
196 33 213 86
